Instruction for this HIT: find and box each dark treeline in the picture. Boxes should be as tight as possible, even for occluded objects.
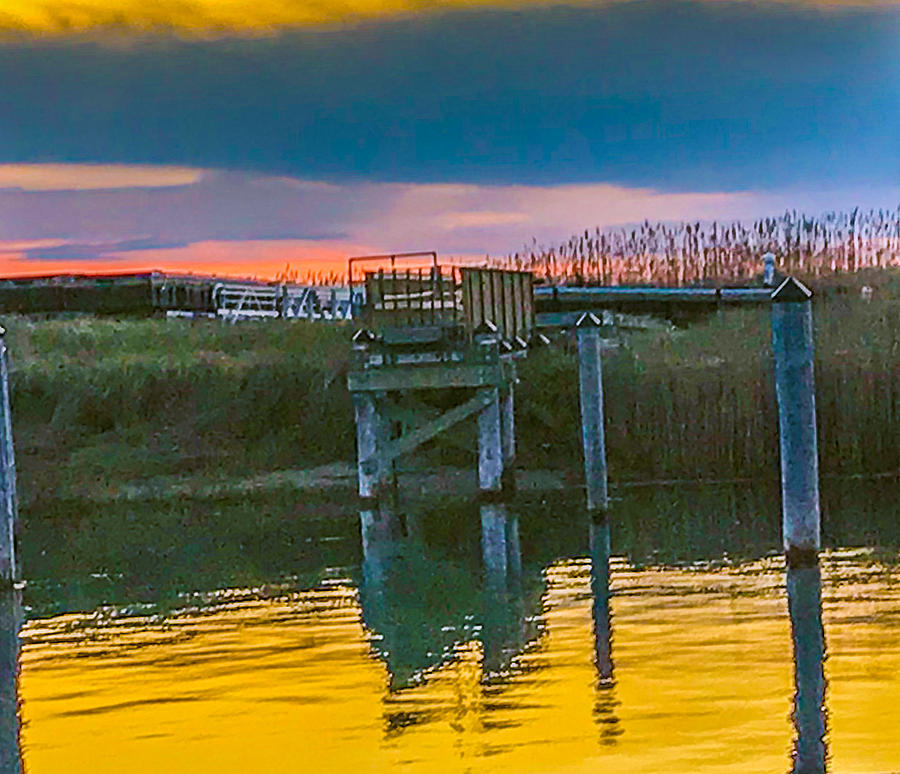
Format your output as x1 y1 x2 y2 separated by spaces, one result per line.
501 208 900 286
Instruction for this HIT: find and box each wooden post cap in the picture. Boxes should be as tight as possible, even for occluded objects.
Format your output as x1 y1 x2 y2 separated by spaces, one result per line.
771 277 813 303
575 311 603 328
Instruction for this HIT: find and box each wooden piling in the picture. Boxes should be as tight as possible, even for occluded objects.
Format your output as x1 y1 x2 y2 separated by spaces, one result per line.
786 565 827 774
771 278 820 567
576 314 609 514
0 330 17 588
500 384 516 494
353 392 389 505
359 507 397 589
477 387 504 495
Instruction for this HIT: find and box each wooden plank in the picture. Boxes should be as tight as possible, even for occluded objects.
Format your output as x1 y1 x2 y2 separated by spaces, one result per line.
347 361 510 392
461 269 475 335
377 398 474 454
491 270 504 338
472 269 485 331
512 273 524 340
363 389 495 468
480 270 493 329
502 272 515 341
522 273 535 337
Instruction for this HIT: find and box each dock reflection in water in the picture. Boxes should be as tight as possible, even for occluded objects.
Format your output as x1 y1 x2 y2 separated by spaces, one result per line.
787 564 827 774
10 486 900 773
0 590 21 774
589 517 621 745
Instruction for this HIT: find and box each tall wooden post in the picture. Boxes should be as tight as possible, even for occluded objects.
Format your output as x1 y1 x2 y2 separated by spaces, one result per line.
477 388 504 496
576 313 609 514
787 565 827 774
0 330 17 588
771 278 820 567
353 392 389 506
500 384 516 495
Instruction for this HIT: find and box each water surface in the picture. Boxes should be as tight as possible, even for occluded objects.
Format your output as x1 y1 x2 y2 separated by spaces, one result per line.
9 482 900 773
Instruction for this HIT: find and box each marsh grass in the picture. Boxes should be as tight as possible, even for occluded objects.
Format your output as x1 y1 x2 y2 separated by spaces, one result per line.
4 316 355 503
503 208 900 286
6 273 900 516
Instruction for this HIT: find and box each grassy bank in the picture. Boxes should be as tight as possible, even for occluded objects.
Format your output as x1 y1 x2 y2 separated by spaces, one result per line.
4 271 900 514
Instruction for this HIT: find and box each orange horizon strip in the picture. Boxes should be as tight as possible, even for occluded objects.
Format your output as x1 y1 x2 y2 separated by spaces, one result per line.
0 0 891 38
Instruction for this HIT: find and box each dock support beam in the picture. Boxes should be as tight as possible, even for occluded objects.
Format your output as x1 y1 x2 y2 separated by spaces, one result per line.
500 385 516 494
0 330 17 588
353 392 389 506
771 278 820 568
576 314 609 515
478 388 504 497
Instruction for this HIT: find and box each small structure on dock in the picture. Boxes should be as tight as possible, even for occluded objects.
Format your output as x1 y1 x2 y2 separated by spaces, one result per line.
346 253 534 506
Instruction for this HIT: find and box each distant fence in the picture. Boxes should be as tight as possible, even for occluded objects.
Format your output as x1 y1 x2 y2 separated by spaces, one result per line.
0 272 363 321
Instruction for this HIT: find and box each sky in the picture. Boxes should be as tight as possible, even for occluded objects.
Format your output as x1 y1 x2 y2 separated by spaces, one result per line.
1 0 899 279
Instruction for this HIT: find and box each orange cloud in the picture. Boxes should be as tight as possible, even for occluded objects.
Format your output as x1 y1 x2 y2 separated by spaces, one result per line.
0 0 891 38
0 164 204 191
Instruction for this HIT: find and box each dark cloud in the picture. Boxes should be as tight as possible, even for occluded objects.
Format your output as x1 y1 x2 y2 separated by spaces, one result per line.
0 1 898 190
0 173 351 242
22 237 189 261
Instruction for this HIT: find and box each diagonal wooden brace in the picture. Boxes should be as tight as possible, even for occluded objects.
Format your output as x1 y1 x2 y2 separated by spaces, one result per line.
378 397 474 454
360 389 494 475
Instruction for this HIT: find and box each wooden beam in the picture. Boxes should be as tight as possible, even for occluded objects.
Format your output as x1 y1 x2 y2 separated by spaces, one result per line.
377 398 474 454
347 361 512 392
360 389 495 473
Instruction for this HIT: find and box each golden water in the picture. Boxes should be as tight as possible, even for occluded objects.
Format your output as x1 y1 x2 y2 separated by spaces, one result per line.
16 550 900 773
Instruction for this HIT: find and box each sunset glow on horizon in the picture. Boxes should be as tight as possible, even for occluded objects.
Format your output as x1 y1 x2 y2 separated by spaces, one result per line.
1 0 894 38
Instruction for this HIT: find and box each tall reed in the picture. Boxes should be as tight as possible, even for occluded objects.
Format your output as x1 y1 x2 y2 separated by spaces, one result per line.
501 208 900 286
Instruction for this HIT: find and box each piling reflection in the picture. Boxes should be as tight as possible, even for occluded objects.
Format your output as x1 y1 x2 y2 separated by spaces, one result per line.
787 564 828 774
356 502 539 723
480 504 526 679
0 590 21 774
589 517 622 744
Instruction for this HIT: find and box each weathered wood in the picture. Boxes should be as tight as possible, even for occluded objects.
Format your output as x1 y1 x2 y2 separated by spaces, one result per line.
0 332 17 587
348 361 511 392
353 392 389 500
500 385 516 492
478 387 504 492
521 274 535 335
377 397 473 454
361 389 495 473
359 507 398 588
772 278 820 563
492 271 505 337
577 314 609 514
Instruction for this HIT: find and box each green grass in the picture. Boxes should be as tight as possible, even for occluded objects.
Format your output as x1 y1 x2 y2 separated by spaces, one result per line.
5 316 356 503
